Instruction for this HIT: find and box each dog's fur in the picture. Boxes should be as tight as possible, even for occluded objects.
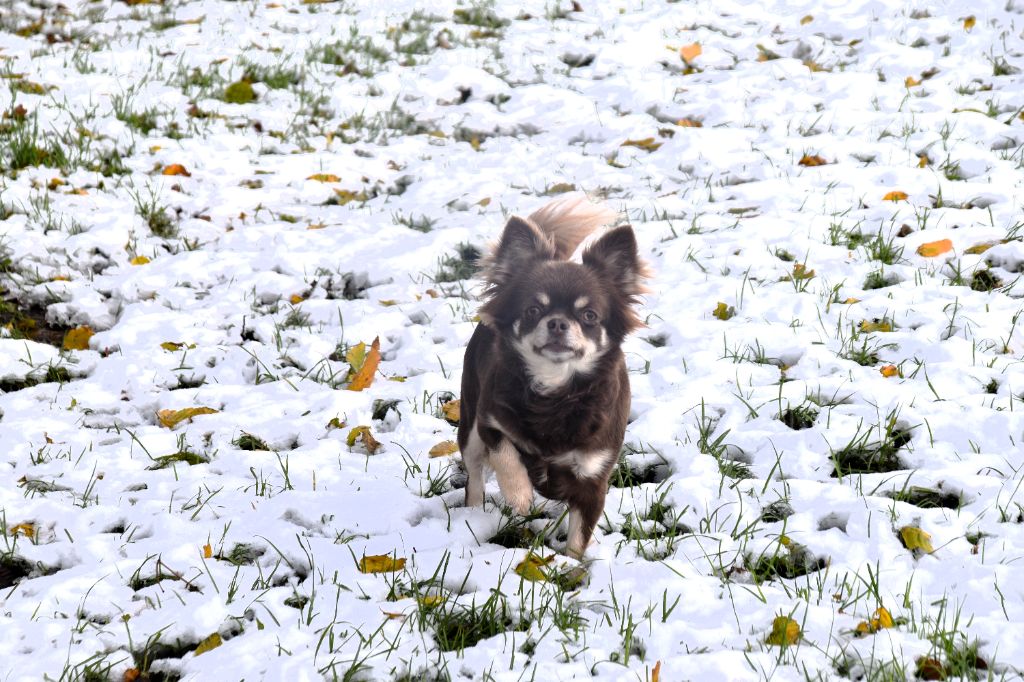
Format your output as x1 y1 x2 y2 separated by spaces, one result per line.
458 194 649 558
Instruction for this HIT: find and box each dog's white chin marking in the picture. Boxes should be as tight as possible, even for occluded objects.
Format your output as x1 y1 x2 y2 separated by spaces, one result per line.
514 316 606 393
551 448 615 480
489 437 534 515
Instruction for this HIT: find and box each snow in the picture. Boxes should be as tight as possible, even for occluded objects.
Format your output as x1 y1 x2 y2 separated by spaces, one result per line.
2 0 1024 679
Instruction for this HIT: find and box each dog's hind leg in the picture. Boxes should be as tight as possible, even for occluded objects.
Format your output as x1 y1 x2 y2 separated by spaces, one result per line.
566 485 606 559
462 425 486 507
490 438 534 515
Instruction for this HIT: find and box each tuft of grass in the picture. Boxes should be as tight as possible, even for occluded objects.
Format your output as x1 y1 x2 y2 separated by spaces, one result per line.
759 500 795 523
147 450 209 470
863 269 894 290
130 185 178 239
780 404 818 430
434 242 481 282
830 415 912 477
885 486 962 509
970 268 1001 292
747 540 826 582
233 432 270 451
1 114 69 173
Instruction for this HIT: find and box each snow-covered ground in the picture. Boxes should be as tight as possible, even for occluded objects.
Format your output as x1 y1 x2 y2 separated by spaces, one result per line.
2 0 1024 679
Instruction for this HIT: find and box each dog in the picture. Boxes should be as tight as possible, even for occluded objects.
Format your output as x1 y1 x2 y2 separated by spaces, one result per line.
458 193 650 559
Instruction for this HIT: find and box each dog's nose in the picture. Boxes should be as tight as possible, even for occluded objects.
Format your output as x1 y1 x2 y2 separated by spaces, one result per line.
547 317 570 334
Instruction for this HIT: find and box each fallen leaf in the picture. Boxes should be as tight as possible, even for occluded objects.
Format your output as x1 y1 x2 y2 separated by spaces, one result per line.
359 554 406 573
326 416 346 430
860 320 893 333
799 154 828 166
963 15 976 30
916 239 953 257
883 191 909 201
130 255 150 265
203 543 213 559
158 407 218 429
63 325 94 351
899 525 934 553
515 553 555 582
289 293 305 305
193 632 222 656
347 337 381 391
842 297 861 304
224 80 255 104
676 118 702 127
124 669 141 682
160 341 196 351
10 523 35 539
880 365 900 377
766 616 801 646
905 76 921 87
379 299 399 307
872 606 894 629
621 137 662 152
346 425 382 454
918 154 930 168
791 263 815 280
652 661 662 682
679 42 702 64
47 177 65 190
964 241 998 255
713 302 735 320
916 657 947 681
161 164 191 177
307 173 340 182
441 399 460 425
429 441 459 457
800 14 813 24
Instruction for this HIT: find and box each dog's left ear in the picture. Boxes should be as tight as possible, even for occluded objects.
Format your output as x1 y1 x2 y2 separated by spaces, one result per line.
582 225 649 301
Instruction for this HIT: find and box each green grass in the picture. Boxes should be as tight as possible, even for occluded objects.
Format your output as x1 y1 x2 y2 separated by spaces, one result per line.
830 415 912 477
434 242 481 282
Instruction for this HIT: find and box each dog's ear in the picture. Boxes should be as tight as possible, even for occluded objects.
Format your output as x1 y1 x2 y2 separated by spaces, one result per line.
582 225 648 298
481 216 557 293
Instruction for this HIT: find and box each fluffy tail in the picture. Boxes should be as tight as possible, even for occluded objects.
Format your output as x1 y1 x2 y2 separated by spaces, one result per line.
527 192 619 260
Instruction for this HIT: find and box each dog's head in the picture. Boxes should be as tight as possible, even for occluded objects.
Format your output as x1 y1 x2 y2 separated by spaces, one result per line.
478 215 648 390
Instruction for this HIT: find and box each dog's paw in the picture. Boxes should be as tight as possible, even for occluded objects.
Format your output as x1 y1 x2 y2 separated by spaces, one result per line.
504 489 534 516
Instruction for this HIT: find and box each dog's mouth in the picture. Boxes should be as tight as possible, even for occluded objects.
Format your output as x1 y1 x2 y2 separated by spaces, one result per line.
536 341 580 358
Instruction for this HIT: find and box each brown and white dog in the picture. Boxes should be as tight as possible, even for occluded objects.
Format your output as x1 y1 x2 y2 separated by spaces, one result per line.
458 194 650 558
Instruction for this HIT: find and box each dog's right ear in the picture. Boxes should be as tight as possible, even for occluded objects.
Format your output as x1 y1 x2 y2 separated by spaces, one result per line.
480 216 556 294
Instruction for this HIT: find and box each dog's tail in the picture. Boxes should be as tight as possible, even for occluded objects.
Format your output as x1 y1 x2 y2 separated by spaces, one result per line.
527 192 619 261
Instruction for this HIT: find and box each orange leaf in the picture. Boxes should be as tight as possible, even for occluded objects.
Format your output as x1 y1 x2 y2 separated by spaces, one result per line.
916 239 953 257
203 543 212 559
652 661 661 682
621 137 662 152
905 76 921 87
676 118 703 128
289 293 305 305
162 164 191 177
883 190 908 202
124 669 141 682
157 406 218 428
963 15 975 30
347 337 381 391
63 325 94 351
429 441 459 458
679 42 702 64
799 154 827 167
880 365 899 378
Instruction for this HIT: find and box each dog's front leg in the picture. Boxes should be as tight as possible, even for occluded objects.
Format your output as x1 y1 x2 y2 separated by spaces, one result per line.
566 485 606 559
489 438 534 515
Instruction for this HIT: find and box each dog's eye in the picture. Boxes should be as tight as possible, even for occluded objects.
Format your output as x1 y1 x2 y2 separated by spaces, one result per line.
525 305 542 318
581 309 599 324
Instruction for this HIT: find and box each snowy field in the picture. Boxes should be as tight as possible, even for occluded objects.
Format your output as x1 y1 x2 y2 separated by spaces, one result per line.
2 0 1024 679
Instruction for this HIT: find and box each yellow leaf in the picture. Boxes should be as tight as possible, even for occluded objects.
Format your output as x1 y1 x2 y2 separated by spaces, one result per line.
477 197 491 207
916 239 953 257
880 364 899 377
871 606 894 629
842 297 860 304
359 554 406 573
963 15 975 30
327 416 346 430
855 620 872 636
161 164 191 177
130 255 150 265
621 137 662 152
346 425 382 454
345 341 367 370
307 173 340 182
883 191 909 201
62 325 94 351
964 241 998 255
379 299 399 307
429 441 459 457
158 406 218 429
713 302 735 320
799 154 828 167
766 616 801 645
347 337 381 391
10 523 35 539
418 594 444 608
918 154 929 168
149 145 162 153
514 553 555 582
441 399 460 425
203 543 213 559
679 42 702 64
791 263 815 280
859 320 893 333
332 188 369 205
160 341 196 351
289 293 305 305
899 525 934 553
652 661 662 682
193 632 222 656
905 76 921 87
800 14 813 24
47 177 65 190
469 135 481 151
676 118 703 128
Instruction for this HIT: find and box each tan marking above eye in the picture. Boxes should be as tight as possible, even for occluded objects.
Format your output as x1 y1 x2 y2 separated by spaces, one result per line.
574 296 589 309
537 293 550 306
